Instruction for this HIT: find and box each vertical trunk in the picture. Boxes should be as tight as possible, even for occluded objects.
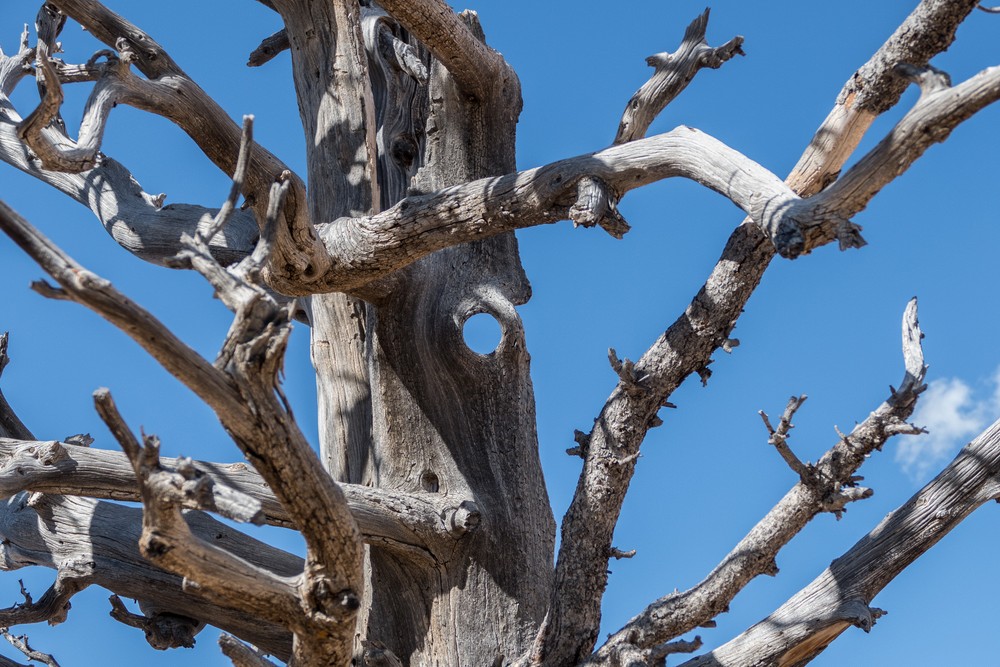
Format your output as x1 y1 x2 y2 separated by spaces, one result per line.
297 6 556 664
363 31 554 662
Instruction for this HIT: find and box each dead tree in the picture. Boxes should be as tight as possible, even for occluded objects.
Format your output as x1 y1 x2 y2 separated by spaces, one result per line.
0 1 998 665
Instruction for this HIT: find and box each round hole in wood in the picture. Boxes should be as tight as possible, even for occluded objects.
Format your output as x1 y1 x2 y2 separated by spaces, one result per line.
462 312 502 355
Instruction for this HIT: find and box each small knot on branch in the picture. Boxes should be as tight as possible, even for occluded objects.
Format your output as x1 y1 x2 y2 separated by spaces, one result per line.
649 635 703 662
568 177 631 239
760 395 814 482
608 348 649 393
608 547 637 560
721 338 740 353
822 485 874 519
61 433 93 447
566 429 590 458
894 63 952 96
444 500 481 537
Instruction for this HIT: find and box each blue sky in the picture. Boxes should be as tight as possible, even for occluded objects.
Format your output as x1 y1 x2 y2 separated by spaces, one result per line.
1 1 998 664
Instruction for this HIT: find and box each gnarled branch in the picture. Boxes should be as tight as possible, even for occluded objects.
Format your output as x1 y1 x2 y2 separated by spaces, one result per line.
590 300 927 663
615 9 744 145
0 493 296 660
0 437 478 554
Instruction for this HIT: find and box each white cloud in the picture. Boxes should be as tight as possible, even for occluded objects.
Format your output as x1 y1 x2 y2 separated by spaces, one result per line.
895 366 1000 481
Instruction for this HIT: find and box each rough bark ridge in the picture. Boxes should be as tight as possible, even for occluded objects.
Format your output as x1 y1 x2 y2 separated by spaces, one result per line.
0 1 999 666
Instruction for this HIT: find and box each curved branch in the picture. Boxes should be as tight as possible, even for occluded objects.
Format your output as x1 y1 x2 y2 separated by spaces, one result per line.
375 0 507 101
315 57 1000 297
615 9 744 145
0 197 363 664
0 26 34 99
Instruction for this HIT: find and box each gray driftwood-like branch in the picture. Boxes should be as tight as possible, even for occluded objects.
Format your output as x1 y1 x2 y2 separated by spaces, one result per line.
528 1 983 664
615 9 744 145
682 416 1000 667
219 634 279 667
0 437 478 552
93 389 304 631
1 631 60 667
0 493 296 659
589 300 927 664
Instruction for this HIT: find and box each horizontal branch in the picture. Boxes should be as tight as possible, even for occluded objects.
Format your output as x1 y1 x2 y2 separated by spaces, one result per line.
683 416 1000 666
0 438 477 553
314 127 823 295
590 300 927 663
0 493 296 660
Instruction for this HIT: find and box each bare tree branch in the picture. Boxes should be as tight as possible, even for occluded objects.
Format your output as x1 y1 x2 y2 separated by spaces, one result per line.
376 0 507 101
682 416 1000 667
94 388 303 625
1 631 59 667
589 300 927 664
0 437 479 554
108 595 202 651
0 336 32 442
0 493 295 660
0 189 363 663
0 26 33 98
527 2 982 663
615 9 744 145
247 29 288 68
0 560 93 628
219 634 278 667
24 0 328 289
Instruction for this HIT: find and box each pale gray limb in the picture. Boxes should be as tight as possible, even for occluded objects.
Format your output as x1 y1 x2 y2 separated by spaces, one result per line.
759 395 812 481
0 437 479 553
588 300 927 664
0 26 33 98
615 9 744 145
526 2 981 663
108 595 202 651
30 0 321 283
1 631 59 667
682 416 1000 666
0 27 258 266
978 4 1000 13
312 54 1000 294
219 634 278 667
